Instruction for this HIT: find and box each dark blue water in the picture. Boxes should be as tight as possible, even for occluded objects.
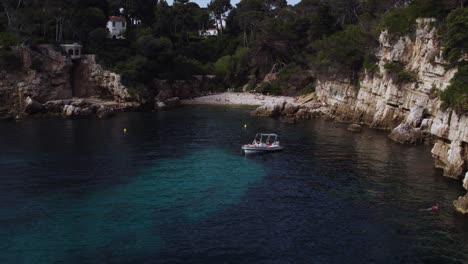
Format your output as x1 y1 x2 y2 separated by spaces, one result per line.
1 105 467 263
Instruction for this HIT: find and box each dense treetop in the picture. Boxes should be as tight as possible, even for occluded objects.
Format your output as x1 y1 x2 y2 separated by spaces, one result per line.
0 0 467 110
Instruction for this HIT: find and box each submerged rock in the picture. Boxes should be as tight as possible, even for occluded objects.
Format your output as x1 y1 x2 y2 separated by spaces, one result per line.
453 194 468 215
388 123 423 145
347 124 362 132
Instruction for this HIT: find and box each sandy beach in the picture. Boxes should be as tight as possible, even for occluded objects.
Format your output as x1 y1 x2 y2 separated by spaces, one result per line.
181 92 299 106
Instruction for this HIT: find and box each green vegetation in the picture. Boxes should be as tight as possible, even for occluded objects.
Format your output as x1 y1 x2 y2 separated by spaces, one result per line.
440 62 468 113
383 62 418 84
380 0 463 36
0 0 466 96
443 8 468 64
312 25 376 79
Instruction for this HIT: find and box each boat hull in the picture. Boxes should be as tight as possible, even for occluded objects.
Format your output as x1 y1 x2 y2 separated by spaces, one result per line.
241 145 284 154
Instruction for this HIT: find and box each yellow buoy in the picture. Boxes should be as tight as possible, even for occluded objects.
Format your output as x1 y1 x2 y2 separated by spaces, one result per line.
123 128 127 133
244 124 247 128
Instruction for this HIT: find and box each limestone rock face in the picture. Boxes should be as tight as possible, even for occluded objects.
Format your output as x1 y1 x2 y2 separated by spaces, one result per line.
308 18 468 211
315 19 457 131
313 19 467 180
431 140 467 179
388 123 423 144
453 195 468 215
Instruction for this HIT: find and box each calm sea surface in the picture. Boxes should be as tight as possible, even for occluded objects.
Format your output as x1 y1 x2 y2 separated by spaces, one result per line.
0 105 467 263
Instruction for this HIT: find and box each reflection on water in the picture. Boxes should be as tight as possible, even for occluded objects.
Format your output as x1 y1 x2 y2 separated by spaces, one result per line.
0 105 467 263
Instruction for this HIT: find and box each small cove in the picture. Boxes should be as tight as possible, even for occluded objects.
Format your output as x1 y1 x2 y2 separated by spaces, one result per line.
0 105 467 263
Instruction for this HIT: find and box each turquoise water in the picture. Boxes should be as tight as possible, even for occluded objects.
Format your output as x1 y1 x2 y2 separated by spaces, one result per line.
2 148 263 263
0 105 467 263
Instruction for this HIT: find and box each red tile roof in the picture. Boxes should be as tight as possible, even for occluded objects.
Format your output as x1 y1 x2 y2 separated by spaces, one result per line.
109 16 125 22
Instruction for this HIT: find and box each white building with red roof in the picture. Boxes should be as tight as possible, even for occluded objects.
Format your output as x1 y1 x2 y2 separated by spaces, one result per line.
107 16 127 39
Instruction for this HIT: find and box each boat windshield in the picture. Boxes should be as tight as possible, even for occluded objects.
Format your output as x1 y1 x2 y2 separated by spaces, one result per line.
254 133 278 144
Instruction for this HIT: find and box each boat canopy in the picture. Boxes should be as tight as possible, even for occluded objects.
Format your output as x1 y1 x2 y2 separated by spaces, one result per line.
254 133 278 144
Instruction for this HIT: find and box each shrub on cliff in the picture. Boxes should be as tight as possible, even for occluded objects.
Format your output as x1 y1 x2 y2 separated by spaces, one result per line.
214 55 232 81
383 62 418 84
311 25 375 80
443 8 468 64
381 6 416 36
440 62 468 114
380 0 458 36
116 56 151 88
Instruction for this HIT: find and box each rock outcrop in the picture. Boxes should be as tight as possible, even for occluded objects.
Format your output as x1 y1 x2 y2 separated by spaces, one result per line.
73 55 132 102
388 123 423 144
0 45 73 118
314 18 467 211
454 195 468 214
24 97 45 115
0 46 139 119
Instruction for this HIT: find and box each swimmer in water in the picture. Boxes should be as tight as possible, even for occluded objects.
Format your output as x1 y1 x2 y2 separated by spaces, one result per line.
419 203 439 211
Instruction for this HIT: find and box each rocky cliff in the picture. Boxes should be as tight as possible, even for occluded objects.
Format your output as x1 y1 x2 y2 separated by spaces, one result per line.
0 45 140 119
73 55 132 102
317 19 467 213
0 45 73 119
253 19 468 213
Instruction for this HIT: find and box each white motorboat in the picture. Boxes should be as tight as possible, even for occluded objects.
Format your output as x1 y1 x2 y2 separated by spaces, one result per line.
241 133 284 154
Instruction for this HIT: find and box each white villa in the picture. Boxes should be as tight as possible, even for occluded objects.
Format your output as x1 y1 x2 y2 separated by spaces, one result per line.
199 28 219 37
107 16 126 39
199 19 226 38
